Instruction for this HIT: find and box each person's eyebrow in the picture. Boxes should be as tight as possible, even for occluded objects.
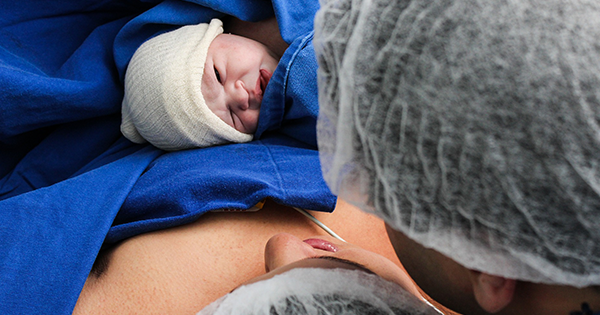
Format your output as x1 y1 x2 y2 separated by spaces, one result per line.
313 256 375 275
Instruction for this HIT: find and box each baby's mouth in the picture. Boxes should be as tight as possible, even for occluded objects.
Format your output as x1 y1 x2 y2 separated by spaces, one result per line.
259 69 272 95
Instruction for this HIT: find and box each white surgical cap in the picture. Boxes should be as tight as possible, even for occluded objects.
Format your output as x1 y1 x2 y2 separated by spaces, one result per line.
314 0 600 287
121 18 253 151
197 268 440 314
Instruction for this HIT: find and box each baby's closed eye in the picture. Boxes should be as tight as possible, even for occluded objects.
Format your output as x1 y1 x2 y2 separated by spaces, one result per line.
214 67 222 83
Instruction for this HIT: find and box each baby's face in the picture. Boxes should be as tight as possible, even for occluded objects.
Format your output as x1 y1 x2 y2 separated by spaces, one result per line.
201 34 279 134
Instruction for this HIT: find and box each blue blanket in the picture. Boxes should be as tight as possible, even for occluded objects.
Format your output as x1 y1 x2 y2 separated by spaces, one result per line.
0 0 334 313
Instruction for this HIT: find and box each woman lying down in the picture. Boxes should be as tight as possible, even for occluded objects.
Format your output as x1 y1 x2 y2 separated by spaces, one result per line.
73 199 440 314
75 13 442 315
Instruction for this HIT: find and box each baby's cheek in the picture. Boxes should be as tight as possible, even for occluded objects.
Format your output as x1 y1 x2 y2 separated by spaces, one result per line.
244 109 261 134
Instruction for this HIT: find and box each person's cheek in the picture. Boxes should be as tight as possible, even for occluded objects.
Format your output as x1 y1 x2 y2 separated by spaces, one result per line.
264 233 317 272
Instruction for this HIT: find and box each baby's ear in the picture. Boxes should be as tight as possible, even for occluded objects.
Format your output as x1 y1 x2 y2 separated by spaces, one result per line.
468 270 516 313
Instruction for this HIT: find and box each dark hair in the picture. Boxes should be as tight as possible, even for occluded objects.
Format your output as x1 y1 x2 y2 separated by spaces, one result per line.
90 245 115 278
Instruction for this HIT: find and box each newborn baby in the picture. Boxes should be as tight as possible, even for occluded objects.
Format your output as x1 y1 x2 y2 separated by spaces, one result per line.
121 18 279 151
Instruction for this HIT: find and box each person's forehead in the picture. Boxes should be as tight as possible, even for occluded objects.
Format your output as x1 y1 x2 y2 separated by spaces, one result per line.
209 33 242 51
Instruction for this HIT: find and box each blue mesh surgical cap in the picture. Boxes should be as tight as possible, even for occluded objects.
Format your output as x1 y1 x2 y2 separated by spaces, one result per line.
314 0 600 287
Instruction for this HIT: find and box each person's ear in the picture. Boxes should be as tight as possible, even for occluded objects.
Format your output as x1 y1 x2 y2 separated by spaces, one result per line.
468 270 516 313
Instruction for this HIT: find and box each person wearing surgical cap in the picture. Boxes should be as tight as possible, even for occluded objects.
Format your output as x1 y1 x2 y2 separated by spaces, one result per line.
314 0 600 314
74 199 439 314
121 18 279 151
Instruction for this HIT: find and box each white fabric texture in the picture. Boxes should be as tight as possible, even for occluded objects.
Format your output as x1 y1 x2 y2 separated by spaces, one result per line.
197 268 439 315
314 0 600 287
121 18 253 151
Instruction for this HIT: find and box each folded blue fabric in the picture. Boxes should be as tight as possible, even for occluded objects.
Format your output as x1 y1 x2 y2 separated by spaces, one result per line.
0 144 161 314
0 0 333 313
109 135 336 244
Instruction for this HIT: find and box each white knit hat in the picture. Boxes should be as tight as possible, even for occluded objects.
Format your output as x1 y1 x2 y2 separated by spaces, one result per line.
121 18 253 151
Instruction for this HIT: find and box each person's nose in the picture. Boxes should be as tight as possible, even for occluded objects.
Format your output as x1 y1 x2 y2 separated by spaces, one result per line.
264 233 317 272
228 80 250 111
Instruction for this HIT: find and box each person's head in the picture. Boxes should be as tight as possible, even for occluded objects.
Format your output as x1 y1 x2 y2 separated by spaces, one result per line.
197 233 440 315
314 0 600 313
121 18 278 151
73 203 428 314
201 32 278 136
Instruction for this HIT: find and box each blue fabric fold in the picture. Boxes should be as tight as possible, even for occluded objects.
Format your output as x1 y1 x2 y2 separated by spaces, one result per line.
0 145 161 314
109 136 335 244
255 31 319 147
0 0 332 313
0 2 144 142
